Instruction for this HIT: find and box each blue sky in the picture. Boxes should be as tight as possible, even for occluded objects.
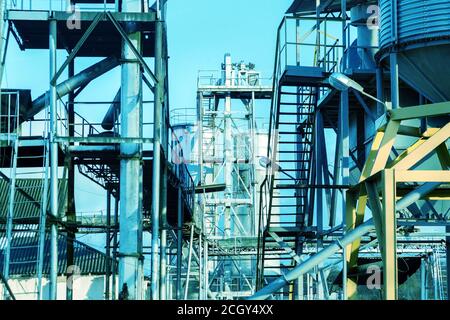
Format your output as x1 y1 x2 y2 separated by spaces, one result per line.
167 0 292 110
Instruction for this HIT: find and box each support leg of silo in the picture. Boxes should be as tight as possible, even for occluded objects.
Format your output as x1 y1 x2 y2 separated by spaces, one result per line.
381 169 398 300
390 53 399 109
344 189 361 299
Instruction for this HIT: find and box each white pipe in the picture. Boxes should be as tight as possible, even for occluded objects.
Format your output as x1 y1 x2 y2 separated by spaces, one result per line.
49 18 58 301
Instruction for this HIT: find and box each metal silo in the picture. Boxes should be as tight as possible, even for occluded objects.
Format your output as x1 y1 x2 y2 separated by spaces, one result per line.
379 0 450 104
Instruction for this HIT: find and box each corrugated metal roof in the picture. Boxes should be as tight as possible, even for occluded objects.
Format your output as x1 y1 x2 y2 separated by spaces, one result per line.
0 229 115 276
0 178 67 222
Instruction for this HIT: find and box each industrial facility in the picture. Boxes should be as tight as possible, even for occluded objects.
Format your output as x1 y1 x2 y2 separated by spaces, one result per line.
0 0 449 301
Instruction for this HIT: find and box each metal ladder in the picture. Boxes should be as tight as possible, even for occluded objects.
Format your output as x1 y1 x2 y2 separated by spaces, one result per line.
2 136 50 300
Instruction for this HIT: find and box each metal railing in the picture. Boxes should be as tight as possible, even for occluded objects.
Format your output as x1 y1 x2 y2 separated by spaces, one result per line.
168 120 195 218
6 0 153 12
197 70 272 88
276 16 344 76
0 91 20 141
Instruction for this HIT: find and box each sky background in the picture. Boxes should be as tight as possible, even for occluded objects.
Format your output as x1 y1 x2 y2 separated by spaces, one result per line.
2 0 292 253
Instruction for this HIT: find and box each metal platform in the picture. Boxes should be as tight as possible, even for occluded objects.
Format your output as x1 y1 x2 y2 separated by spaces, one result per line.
0 137 65 168
8 10 156 57
287 0 377 15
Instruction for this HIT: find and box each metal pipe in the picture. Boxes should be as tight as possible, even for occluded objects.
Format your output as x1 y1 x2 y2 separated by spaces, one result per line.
159 38 168 299
111 195 119 300
198 232 202 300
37 140 49 300
420 257 427 300
151 2 164 300
66 55 76 302
49 17 59 301
249 219 374 300
27 57 120 120
249 181 443 300
118 0 144 300
203 239 208 300
446 226 450 301
223 54 232 239
184 224 194 299
390 53 399 109
176 185 183 299
101 89 121 130
396 182 441 210
105 189 111 300
0 0 7 89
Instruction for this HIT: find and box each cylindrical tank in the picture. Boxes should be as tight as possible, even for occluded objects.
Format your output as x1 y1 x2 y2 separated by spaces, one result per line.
350 4 379 70
378 0 450 104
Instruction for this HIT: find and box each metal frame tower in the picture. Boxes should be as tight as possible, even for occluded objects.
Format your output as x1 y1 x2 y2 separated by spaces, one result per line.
193 54 272 299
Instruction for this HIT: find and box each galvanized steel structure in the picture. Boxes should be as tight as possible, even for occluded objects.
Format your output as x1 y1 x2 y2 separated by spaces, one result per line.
0 0 449 301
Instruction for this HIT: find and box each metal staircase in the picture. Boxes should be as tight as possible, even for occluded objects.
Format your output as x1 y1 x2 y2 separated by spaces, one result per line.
256 15 340 299
257 82 319 299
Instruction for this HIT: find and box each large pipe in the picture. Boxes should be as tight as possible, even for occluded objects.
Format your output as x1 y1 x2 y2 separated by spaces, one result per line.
101 89 121 130
248 219 375 300
26 56 120 120
249 181 443 300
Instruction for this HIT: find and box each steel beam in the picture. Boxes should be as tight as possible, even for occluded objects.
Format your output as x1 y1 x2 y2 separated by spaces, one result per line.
389 102 450 121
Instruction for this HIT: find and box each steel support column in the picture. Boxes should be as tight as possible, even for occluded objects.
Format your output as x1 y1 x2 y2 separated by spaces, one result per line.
151 1 164 300
118 0 144 300
66 56 76 301
381 169 397 300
